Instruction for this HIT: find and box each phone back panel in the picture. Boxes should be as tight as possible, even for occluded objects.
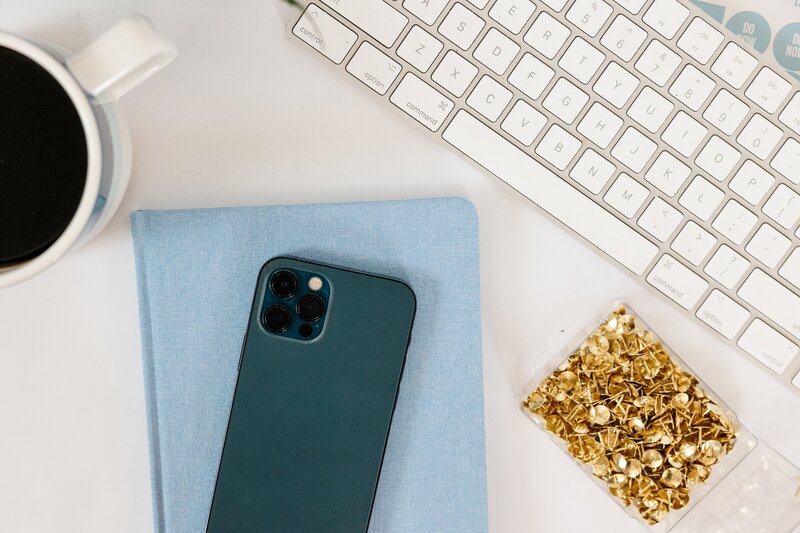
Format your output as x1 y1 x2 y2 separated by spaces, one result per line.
207 257 416 533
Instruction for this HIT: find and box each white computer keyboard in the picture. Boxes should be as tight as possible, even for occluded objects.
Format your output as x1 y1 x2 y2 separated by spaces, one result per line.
289 0 800 392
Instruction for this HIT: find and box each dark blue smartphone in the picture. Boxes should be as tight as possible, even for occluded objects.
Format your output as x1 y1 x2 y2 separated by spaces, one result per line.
206 256 416 533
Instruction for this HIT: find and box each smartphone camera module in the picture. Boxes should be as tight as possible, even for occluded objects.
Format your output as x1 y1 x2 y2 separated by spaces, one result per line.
262 266 330 341
270 270 298 298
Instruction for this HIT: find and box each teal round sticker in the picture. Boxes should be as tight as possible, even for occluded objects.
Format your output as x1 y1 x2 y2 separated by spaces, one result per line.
726 11 771 53
774 23 800 73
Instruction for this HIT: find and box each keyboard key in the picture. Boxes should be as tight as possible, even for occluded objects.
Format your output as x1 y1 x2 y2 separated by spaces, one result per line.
643 0 689 40
559 37 605 84
628 87 674 133
763 184 800 230
711 42 757 89
439 3 485 50
474 28 520 75
737 114 783 160
524 12 571 60
669 65 715 111
594 62 640 108
771 138 800 183
694 135 741 182
647 254 709 310
508 53 555 100
738 269 800 341
697 289 749 339
662 111 707 157
577 102 623 148
566 0 613 37
489 0 536 34
319 0 407 47
442 110 659 274
347 42 402 95
570 149 616 193
795 371 800 389
745 68 792 114
293 5 357 64
600 15 647 62
390 72 454 131
672 221 716 265
676 17 723 64
754 225 794 265
712 200 758 245
604 173 649 218
779 248 800 290
638 198 683 241
611 127 657 173
635 40 682 87
745 224 791 269
729 160 775 205
712 200 758 248
535 124 581 170
467 75 513 121
738 318 799 374
432 50 478 97
645 151 690 196
403 0 448 25
679 175 723 221
397 26 443 72
779 93 800 135
611 0 647 14
705 244 749 289
703 89 750 136
543 78 589 124
501 100 547 146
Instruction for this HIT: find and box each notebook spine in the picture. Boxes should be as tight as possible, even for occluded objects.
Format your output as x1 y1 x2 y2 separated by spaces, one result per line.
131 213 167 533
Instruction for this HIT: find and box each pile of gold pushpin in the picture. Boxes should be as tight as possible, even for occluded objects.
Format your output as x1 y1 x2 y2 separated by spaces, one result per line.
523 305 737 525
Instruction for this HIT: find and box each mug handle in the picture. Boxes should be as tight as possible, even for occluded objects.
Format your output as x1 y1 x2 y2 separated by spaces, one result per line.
66 15 177 100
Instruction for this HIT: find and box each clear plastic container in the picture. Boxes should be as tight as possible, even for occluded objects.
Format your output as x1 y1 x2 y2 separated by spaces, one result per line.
520 303 800 532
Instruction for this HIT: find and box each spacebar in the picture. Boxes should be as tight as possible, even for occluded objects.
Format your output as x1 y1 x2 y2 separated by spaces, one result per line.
442 111 658 275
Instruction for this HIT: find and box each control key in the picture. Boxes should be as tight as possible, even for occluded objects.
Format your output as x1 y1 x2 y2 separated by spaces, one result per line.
293 5 357 64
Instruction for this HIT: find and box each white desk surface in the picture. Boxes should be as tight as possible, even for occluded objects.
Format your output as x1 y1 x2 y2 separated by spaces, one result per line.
1 1 799 532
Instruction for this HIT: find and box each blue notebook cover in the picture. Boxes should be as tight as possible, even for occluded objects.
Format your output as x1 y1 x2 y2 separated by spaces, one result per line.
130 198 487 533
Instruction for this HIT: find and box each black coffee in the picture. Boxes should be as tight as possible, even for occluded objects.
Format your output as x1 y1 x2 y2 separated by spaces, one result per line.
0 46 88 265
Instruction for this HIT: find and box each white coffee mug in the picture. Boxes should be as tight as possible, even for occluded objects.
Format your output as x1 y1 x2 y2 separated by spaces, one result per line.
0 15 176 288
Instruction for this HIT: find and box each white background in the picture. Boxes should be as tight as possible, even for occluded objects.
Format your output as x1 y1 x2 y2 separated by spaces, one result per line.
1 1 799 532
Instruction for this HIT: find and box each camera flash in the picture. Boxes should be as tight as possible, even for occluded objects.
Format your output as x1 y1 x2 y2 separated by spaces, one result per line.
308 276 323 291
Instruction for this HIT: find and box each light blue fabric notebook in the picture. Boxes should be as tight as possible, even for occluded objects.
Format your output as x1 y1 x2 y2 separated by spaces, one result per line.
130 198 487 533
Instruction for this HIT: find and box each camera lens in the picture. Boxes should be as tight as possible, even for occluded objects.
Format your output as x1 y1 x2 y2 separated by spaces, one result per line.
270 270 298 298
297 294 324 321
263 305 291 332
